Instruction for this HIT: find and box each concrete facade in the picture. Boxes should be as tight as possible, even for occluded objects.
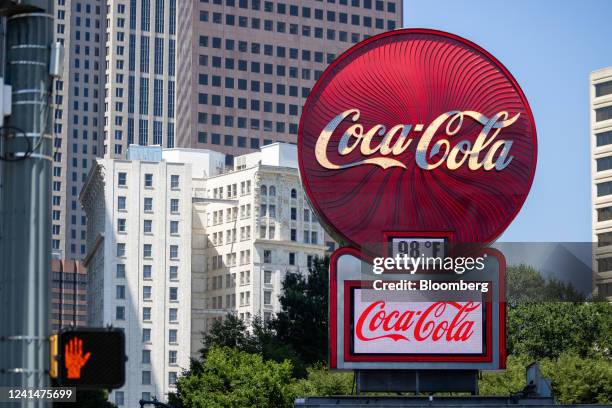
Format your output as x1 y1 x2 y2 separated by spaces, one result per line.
80 149 193 406
176 0 403 158
591 66 612 300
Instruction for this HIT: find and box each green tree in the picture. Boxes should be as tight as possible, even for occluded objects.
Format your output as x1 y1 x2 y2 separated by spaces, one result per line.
174 346 297 408
272 256 329 366
293 364 353 396
199 313 306 377
506 264 584 304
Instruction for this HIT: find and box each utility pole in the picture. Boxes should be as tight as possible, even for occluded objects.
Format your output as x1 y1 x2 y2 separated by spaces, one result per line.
0 0 55 407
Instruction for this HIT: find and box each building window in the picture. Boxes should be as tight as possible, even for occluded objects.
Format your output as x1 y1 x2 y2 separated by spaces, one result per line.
144 197 153 212
597 181 612 197
598 232 612 247
170 198 179 213
169 371 177 385
595 81 612 98
170 220 179 234
168 350 177 365
117 243 126 257
595 106 612 122
143 307 152 321
142 370 151 385
169 287 178 301
169 308 178 322
170 245 179 259
170 174 180 189
116 285 125 299
290 188 297 199
143 286 152 300
263 249 272 263
169 266 178 280
598 256 612 272
144 173 153 188
143 244 152 258
169 329 177 343
116 306 125 320
291 229 296 241
597 206 612 222
289 252 295 265
291 207 296 220
118 172 127 186
117 218 126 233
116 264 126 278
143 219 152 233
142 328 151 342
115 391 124 406
596 131 612 147
264 290 272 305
118 196 126 210
143 265 152 279
264 270 272 284
142 349 151 364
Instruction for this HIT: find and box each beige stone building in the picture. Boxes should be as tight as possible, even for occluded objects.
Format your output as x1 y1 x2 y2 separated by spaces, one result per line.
591 67 612 300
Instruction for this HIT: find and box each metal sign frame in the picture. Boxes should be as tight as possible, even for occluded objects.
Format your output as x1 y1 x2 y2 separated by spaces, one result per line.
329 246 506 371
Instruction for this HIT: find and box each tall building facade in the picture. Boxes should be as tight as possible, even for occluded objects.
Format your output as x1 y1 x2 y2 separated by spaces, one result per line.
52 0 178 259
591 67 612 301
80 147 205 406
103 0 178 158
52 0 106 259
176 0 403 158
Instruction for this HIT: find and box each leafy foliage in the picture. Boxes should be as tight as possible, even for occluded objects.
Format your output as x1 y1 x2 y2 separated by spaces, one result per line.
506 264 584 304
481 353 612 404
293 364 353 397
175 347 297 408
271 256 329 366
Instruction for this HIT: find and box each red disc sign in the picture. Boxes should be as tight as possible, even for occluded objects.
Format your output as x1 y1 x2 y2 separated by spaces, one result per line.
298 29 537 249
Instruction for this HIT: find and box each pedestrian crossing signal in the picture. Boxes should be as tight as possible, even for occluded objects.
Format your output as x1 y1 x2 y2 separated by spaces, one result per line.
51 328 125 389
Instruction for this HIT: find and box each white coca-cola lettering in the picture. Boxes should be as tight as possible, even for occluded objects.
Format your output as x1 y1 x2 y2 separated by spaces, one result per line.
355 301 480 343
315 109 520 171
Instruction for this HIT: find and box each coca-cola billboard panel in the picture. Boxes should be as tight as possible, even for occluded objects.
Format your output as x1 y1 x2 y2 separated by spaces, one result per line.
298 29 537 251
351 289 485 356
329 247 506 370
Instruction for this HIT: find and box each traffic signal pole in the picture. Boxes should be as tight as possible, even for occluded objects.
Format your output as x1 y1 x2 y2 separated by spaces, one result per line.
0 1 54 407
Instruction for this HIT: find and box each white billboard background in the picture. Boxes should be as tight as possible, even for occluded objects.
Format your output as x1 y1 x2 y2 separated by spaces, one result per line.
352 288 484 355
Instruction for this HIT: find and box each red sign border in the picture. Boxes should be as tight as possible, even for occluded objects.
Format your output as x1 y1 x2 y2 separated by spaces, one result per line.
329 246 506 369
298 28 538 250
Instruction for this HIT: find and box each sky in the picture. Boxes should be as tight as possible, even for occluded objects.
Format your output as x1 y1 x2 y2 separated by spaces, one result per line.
404 0 612 242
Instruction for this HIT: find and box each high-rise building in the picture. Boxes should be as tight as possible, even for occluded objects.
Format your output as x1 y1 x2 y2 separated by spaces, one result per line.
81 143 326 405
52 0 106 259
52 0 178 260
176 0 403 159
591 67 612 301
51 259 88 331
103 0 178 158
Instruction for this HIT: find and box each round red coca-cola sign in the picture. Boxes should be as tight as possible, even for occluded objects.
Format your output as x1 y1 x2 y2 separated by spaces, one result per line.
298 29 537 249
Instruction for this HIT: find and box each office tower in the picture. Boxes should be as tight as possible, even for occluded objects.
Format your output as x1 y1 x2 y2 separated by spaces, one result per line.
191 142 326 343
52 0 177 259
103 0 178 158
51 259 88 331
52 0 106 259
591 67 612 301
176 0 403 160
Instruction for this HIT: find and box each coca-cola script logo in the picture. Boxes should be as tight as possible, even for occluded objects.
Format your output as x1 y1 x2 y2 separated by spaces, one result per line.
353 293 484 355
298 29 537 248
